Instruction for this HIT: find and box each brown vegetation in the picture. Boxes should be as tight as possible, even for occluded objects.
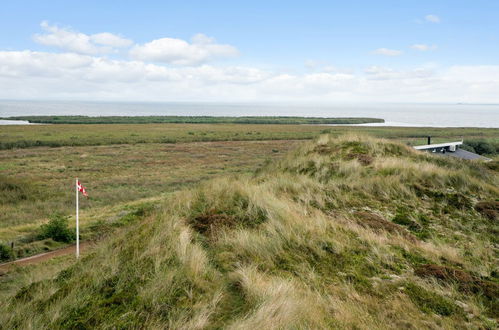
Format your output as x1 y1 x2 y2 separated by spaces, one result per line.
415 263 499 317
415 264 474 285
346 153 374 165
353 211 417 242
189 211 237 236
475 201 499 221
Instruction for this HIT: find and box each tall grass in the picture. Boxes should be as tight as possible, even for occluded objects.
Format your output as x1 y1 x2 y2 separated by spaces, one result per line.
1 134 497 328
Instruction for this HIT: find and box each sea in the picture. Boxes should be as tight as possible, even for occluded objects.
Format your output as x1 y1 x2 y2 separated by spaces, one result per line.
0 100 498 127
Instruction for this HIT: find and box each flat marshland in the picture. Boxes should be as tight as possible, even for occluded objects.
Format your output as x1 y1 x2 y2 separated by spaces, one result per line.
0 123 498 328
1 123 499 149
0 140 299 245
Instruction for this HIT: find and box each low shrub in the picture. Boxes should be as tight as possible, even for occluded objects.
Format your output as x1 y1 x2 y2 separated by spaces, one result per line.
38 214 75 243
0 242 14 261
462 140 497 155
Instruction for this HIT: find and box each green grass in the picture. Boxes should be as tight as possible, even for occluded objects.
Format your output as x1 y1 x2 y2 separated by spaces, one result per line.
1 134 497 328
404 282 461 316
4 115 384 125
1 123 498 150
0 140 299 256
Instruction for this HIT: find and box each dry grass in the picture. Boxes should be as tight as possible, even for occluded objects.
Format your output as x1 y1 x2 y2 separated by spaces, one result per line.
1 134 498 328
0 140 298 242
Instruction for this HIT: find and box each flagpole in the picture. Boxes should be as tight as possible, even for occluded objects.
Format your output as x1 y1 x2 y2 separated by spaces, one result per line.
76 178 79 259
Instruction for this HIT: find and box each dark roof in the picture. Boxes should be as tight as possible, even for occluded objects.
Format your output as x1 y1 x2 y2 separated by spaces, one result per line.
438 149 491 161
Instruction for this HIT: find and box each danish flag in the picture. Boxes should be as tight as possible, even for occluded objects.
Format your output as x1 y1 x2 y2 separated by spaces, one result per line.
77 180 88 197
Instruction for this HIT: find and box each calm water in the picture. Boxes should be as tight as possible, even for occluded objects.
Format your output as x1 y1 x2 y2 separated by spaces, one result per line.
0 100 498 127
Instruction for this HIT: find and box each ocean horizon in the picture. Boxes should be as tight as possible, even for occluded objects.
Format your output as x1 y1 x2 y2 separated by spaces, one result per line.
0 100 498 128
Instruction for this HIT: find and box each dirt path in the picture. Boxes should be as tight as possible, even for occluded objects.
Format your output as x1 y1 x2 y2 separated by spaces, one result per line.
0 242 92 273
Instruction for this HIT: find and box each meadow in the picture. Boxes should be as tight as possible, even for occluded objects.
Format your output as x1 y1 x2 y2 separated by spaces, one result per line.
1 123 498 150
0 134 497 328
0 140 299 256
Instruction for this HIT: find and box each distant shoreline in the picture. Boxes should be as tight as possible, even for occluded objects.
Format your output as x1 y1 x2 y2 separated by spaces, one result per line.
0 116 384 125
1 101 497 127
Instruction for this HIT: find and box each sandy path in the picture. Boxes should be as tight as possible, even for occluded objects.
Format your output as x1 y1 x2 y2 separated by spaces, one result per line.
0 241 92 273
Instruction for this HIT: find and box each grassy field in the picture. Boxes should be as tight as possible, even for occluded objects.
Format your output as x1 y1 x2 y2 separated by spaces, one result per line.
1 124 498 255
3 115 384 125
1 123 499 150
1 134 497 328
0 140 299 249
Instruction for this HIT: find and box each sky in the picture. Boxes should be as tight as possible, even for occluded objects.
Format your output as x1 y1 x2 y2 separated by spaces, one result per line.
0 0 498 103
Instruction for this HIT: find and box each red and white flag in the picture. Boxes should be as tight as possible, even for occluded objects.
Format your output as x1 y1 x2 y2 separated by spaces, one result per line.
77 180 88 197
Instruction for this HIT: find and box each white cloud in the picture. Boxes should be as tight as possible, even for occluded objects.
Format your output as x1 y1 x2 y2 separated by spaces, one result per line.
129 34 239 66
33 21 132 54
90 32 133 48
0 50 93 77
1 22 498 103
1 50 498 103
305 60 344 73
411 44 437 51
425 14 440 23
372 48 403 56
365 66 434 80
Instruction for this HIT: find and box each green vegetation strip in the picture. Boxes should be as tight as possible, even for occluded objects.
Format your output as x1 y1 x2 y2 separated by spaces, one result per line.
3 115 384 125
1 123 498 151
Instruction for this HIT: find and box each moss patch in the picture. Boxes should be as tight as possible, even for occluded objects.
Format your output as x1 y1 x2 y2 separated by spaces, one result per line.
404 282 460 316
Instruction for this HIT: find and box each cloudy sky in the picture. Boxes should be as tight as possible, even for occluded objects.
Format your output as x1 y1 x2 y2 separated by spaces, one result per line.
1 1 498 103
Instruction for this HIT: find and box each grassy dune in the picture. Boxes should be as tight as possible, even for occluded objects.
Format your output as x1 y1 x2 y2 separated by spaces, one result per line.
1 135 497 328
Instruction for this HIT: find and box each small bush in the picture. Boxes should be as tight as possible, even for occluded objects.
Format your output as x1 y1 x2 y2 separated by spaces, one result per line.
463 140 497 155
39 214 75 243
0 242 14 261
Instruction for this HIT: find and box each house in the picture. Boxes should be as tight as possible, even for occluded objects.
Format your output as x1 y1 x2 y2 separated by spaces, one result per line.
413 137 491 161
